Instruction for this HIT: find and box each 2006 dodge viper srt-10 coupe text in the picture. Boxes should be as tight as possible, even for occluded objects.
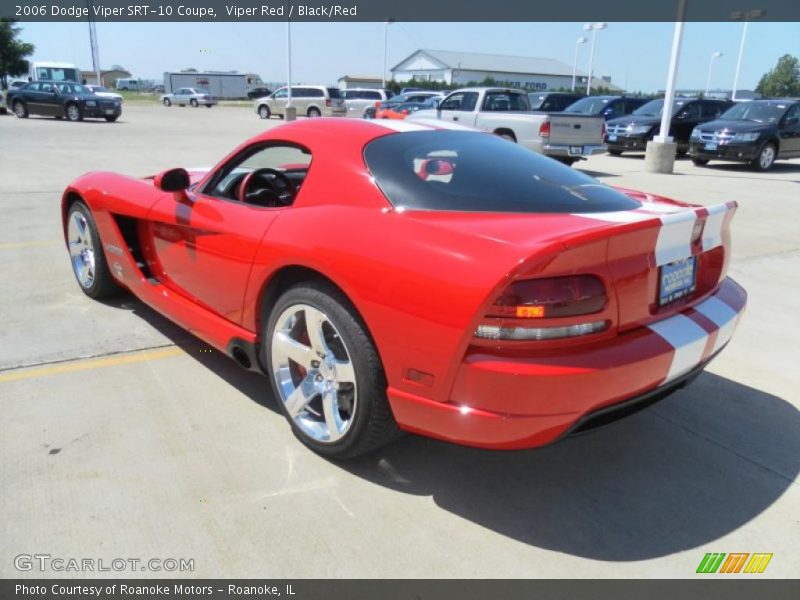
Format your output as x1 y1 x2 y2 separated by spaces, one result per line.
62 118 746 458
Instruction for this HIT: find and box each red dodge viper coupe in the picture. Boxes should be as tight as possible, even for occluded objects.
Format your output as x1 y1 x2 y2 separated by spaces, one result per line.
62 118 746 458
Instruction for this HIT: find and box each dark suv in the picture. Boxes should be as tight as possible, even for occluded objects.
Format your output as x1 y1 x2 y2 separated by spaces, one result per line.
605 97 732 155
529 92 585 112
688 99 800 171
7 80 122 122
562 95 651 120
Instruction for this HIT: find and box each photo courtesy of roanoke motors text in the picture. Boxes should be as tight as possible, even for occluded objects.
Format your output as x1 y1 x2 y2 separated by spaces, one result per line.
0 0 798 598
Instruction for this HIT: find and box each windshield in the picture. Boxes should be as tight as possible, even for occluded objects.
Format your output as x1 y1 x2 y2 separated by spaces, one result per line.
720 102 789 123
632 99 688 118
564 97 612 114
364 131 640 214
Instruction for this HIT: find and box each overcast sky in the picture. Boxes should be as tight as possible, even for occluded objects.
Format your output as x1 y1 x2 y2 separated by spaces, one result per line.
19 21 800 92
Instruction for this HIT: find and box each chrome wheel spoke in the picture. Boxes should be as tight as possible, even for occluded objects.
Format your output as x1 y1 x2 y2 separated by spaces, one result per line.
331 358 356 385
274 331 314 369
303 306 331 357
322 390 345 442
284 376 316 418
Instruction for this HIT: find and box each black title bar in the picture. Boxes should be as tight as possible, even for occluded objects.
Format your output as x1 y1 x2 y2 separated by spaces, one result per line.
3 0 800 22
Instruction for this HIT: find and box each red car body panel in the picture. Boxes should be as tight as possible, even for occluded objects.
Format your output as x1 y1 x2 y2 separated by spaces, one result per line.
61 119 746 449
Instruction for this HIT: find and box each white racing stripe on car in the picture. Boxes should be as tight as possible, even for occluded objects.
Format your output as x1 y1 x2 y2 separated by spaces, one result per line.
701 203 728 252
655 210 697 266
571 209 656 223
648 313 710 383
370 120 431 132
694 295 740 355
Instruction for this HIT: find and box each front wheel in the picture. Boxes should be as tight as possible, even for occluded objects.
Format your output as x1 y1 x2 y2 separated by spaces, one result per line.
190 98 198 107
163 98 172 107
692 158 709 166
608 149 623 156
265 281 399 459
65 103 82 122
104 115 119 122
751 143 776 171
66 202 120 299
258 105 271 119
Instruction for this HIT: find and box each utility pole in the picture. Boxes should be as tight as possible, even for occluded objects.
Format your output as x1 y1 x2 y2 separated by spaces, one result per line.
86 0 101 85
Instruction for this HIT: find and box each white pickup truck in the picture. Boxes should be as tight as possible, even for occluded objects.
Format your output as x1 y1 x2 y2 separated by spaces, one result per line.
409 87 606 164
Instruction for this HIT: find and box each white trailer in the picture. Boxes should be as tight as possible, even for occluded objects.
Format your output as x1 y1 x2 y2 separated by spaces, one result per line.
163 72 264 99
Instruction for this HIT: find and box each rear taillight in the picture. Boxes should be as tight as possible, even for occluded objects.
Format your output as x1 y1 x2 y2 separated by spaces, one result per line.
375 101 382 108
539 119 550 138
475 276 608 341
325 98 332 107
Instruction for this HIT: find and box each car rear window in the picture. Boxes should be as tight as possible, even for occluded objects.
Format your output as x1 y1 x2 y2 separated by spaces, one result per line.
327 87 342 99
364 131 640 214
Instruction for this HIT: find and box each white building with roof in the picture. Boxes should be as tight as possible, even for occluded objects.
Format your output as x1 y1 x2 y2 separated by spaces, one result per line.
390 49 621 92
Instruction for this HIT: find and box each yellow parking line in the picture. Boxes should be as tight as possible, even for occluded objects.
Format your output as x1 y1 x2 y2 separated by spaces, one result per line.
0 240 60 250
0 346 186 384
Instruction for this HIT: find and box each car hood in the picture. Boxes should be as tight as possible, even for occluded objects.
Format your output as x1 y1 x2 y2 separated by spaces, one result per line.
695 119 774 133
607 114 661 128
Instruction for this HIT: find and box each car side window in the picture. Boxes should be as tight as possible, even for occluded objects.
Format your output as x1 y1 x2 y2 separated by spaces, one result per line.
203 143 313 207
273 88 288 99
440 92 478 111
680 102 701 120
782 104 800 124
701 102 722 119
605 100 623 117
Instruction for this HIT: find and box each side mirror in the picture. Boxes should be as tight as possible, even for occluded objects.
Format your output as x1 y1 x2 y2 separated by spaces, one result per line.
154 168 191 193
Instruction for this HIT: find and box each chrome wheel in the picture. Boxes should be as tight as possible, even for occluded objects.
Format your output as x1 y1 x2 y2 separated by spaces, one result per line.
13 101 26 118
68 211 95 289
271 304 357 443
759 145 775 170
66 104 80 121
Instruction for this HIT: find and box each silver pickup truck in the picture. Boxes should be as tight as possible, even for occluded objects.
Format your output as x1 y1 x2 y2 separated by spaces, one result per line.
409 87 606 164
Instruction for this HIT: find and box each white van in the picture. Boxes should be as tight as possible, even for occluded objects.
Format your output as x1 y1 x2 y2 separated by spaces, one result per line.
29 61 80 83
115 78 140 91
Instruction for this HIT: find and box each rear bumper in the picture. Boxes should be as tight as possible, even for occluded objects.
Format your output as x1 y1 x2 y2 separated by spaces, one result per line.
541 143 607 158
388 277 746 450
688 142 760 162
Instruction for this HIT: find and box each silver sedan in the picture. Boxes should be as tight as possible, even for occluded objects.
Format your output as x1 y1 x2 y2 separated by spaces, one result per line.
161 88 218 108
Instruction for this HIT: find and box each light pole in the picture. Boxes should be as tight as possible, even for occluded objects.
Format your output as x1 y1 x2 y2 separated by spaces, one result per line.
286 21 292 112
705 51 723 96
86 0 101 85
571 36 587 92
731 9 764 101
583 22 606 95
382 19 394 89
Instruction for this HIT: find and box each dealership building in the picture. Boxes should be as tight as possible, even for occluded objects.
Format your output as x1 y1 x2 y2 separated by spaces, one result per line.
390 49 622 92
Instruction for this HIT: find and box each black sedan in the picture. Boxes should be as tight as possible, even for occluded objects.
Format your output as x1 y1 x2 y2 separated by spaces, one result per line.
688 99 800 171
605 97 732 155
6 80 122 122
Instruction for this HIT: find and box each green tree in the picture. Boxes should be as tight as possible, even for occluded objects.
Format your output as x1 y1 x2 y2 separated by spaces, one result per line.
0 19 34 89
755 54 800 97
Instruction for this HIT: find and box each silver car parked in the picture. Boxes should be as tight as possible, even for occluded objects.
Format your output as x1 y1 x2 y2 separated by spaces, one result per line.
341 88 389 118
255 85 345 119
161 88 218 108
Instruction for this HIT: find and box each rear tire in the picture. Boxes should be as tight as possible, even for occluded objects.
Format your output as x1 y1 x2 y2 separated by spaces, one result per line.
66 201 120 299
13 101 28 118
307 107 321 118
104 115 119 122
556 157 577 167
608 149 623 156
264 281 400 459
258 105 271 119
692 158 709 166
751 143 776 171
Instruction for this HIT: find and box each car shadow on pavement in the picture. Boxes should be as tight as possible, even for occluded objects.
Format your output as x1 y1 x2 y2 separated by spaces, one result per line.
338 373 799 562
119 297 799 561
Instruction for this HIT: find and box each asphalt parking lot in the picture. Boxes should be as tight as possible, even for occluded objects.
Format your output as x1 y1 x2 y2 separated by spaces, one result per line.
1 104 798 578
